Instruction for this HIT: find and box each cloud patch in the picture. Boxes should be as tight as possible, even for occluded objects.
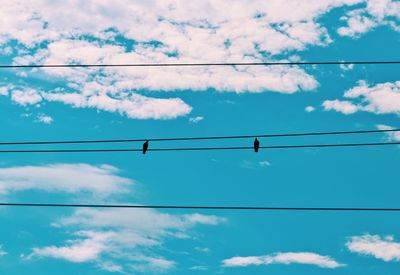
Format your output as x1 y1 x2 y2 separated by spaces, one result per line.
35 114 53 124
31 231 111 263
2 162 226 273
1 1 400 120
189 116 204 123
305 106 315 112
322 80 400 116
2 1 378 120
0 245 6 257
0 84 193 120
377 124 400 141
347 234 400 261
338 0 400 37
322 99 358 115
29 208 225 273
222 252 344 269
10 87 42 106
0 163 133 197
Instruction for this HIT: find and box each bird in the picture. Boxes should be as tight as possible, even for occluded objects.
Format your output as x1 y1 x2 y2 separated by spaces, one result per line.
142 140 149 154
254 138 260 153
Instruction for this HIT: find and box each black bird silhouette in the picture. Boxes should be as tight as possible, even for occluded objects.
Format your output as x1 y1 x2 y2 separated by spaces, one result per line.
254 138 260 153
142 140 149 154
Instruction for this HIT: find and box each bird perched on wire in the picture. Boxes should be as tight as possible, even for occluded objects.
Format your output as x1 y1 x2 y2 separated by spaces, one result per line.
142 140 149 154
254 138 260 153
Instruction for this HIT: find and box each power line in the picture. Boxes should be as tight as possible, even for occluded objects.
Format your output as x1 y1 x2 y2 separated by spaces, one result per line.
0 141 398 153
2 60 400 69
0 128 398 145
1 202 400 211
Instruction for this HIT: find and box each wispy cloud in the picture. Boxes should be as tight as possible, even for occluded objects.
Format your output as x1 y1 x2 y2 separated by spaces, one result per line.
1 162 226 273
0 84 192 120
0 245 6 257
241 160 271 169
222 252 344 269
0 163 133 198
259 161 271 167
189 265 208 271
30 231 111 263
195 247 210 253
189 116 204 123
28 208 225 273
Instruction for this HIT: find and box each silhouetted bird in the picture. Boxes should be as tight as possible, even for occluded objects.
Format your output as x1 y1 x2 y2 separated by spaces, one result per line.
254 138 260 153
142 140 149 154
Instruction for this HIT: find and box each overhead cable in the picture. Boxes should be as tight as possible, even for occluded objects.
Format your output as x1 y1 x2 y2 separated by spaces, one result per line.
0 141 397 153
1 202 400 211
2 60 400 69
0 128 398 146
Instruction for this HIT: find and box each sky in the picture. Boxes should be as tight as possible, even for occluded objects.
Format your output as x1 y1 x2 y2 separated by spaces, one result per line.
0 0 400 274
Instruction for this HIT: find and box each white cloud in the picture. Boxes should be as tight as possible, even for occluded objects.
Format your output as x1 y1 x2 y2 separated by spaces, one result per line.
345 80 400 114
305 106 315 112
3 0 384 120
323 80 400 116
241 160 271 169
1 1 398 121
0 163 133 197
222 252 344 269
0 86 9 96
0 46 13 55
190 265 208 271
29 208 225 273
224 256 264 266
338 9 378 37
0 162 224 273
0 245 6 257
129 256 176 273
339 63 354 71
44 91 192 120
55 208 226 230
195 247 210 253
31 231 111 263
22 39 318 94
98 261 123 273
377 124 400 141
259 161 271 167
189 116 204 123
10 87 42 106
2 81 192 120
338 0 400 37
347 234 400 261
36 114 53 124
322 99 359 114
182 213 226 225
0 0 362 48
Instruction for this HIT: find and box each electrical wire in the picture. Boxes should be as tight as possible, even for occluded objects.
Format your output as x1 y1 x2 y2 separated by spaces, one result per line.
2 61 400 69
0 128 398 145
1 202 400 211
0 141 398 153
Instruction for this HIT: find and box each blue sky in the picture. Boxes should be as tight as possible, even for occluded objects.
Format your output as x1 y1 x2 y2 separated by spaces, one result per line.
0 0 400 274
